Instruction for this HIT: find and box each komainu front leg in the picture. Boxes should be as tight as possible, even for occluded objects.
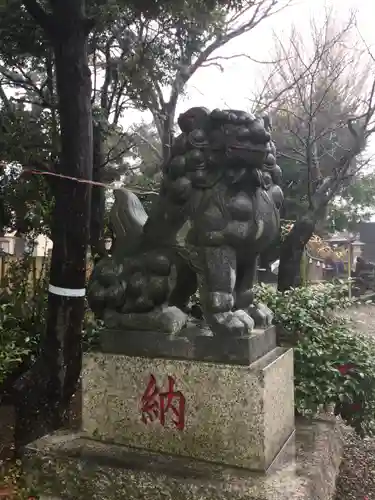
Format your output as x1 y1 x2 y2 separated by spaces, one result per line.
235 256 273 328
199 246 254 337
248 302 273 328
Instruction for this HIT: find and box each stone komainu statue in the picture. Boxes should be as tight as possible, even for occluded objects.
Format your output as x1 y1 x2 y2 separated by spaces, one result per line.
87 107 284 337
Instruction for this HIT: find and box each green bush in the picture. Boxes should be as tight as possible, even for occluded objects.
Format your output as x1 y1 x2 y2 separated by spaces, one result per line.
0 332 31 387
254 281 375 436
0 255 48 387
82 311 102 351
0 255 100 391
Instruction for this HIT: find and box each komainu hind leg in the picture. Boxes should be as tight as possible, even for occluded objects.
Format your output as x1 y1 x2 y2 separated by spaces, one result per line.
168 257 198 312
199 246 254 336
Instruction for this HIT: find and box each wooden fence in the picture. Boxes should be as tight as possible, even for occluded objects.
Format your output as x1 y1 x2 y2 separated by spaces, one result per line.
0 255 94 289
0 255 47 286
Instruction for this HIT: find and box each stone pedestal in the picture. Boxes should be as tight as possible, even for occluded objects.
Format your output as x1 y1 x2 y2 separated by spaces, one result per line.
22 327 345 499
82 346 294 471
26 326 341 499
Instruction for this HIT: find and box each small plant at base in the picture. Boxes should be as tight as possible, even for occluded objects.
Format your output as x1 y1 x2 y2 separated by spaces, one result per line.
82 308 102 351
0 459 40 499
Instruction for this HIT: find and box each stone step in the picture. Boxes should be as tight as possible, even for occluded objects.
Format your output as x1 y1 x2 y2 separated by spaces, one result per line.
22 417 344 500
97 325 277 366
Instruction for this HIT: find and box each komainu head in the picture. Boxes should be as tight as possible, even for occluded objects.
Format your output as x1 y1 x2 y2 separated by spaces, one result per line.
164 107 281 200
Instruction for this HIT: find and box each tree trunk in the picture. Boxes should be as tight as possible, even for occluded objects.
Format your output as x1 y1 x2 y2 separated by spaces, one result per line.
161 106 176 162
90 121 106 263
161 120 171 162
15 0 93 443
47 4 92 415
277 217 316 292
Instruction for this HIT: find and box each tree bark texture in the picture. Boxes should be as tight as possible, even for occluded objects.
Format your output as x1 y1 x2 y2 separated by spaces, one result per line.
47 0 93 412
160 102 176 163
161 117 173 162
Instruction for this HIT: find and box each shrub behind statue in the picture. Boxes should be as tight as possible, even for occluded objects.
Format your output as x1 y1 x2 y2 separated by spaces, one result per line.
255 281 375 436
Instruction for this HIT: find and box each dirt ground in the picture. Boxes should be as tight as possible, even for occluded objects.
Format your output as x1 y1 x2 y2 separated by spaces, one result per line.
335 303 375 500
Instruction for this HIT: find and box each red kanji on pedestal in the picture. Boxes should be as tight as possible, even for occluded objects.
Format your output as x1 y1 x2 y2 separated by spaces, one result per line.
140 374 186 430
140 374 159 424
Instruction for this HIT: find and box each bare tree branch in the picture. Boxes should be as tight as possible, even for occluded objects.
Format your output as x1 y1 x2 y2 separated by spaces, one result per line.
132 130 163 162
257 7 375 216
203 53 286 66
22 0 53 33
0 65 53 109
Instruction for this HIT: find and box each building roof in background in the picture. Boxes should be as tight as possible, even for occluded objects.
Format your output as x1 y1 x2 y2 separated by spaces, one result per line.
326 231 362 245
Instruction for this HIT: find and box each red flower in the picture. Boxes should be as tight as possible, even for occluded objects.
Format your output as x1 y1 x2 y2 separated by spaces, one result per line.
337 363 356 375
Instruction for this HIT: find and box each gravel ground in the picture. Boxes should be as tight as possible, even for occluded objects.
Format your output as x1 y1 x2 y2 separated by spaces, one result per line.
335 431 375 500
334 303 375 500
340 303 375 337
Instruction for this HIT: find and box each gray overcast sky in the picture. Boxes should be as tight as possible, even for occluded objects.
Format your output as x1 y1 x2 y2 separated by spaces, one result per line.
184 0 375 109
122 0 375 126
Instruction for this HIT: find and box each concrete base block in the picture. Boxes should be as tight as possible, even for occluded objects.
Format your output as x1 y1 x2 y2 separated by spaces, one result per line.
22 417 344 500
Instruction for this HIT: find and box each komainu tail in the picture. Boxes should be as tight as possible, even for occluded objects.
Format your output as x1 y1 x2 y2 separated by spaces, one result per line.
110 188 148 252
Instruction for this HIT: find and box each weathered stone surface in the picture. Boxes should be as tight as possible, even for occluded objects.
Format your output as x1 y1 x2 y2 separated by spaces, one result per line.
97 326 276 365
98 329 195 359
193 326 276 364
22 417 344 500
82 347 294 471
103 306 188 334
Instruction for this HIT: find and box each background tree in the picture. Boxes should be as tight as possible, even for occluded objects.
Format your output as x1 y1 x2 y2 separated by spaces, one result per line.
85 0 292 255
255 11 375 290
327 174 375 232
12 0 94 443
110 0 291 160
0 0 292 259
0 73 54 237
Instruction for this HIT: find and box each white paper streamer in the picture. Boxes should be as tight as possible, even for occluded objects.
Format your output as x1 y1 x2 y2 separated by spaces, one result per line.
270 260 279 274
